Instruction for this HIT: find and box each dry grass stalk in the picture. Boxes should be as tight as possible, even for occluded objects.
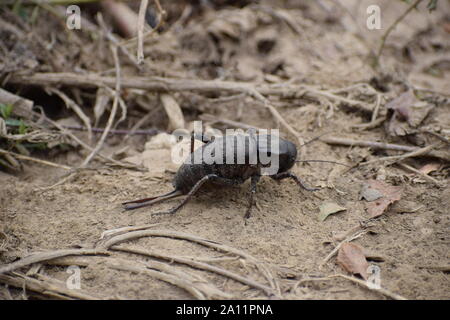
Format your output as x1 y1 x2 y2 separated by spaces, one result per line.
113 245 273 297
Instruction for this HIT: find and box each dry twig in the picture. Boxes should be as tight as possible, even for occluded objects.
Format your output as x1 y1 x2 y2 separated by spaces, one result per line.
81 45 121 167
320 230 368 267
106 258 206 299
359 142 443 166
0 148 72 170
330 274 407 300
0 248 107 275
396 162 443 186
113 245 273 296
48 88 93 142
137 0 149 64
0 273 101 300
321 137 448 161
375 0 424 66
98 229 280 296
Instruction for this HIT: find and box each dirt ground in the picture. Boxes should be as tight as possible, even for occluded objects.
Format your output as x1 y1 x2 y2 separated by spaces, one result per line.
0 0 449 300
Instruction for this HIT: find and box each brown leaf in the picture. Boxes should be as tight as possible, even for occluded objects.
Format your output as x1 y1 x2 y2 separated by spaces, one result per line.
337 243 369 280
386 91 415 122
386 91 434 137
418 163 441 175
362 180 403 218
160 94 185 131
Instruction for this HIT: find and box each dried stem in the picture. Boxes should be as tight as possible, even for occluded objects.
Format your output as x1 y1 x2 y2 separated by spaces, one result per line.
137 0 149 64
113 245 274 296
359 142 442 166
330 274 407 300
0 248 107 275
0 273 102 300
396 162 443 186
320 230 368 267
81 45 121 167
0 148 72 170
375 0 424 66
48 88 93 142
321 137 448 161
98 229 280 296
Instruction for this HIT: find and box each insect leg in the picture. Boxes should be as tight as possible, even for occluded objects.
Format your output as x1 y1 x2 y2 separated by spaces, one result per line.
152 174 219 216
271 172 319 191
244 175 260 219
122 189 183 210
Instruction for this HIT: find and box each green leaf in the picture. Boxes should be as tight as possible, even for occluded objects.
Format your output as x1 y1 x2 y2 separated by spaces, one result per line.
427 0 438 12
0 104 14 119
18 119 27 134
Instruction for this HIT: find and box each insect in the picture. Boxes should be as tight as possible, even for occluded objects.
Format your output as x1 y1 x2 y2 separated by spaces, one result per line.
122 132 336 218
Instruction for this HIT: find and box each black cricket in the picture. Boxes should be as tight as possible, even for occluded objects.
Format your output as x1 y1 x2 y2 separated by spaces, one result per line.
122 132 319 219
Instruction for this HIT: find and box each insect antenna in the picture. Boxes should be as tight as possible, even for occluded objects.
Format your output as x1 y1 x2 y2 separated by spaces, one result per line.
296 159 350 167
298 132 331 148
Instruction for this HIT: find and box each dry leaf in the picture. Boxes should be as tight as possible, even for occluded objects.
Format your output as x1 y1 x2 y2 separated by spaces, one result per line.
318 202 346 221
337 242 369 280
360 183 383 201
418 163 441 175
386 90 434 137
144 133 177 150
93 88 110 126
124 133 205 174
362 180 403 218
160 94 185 131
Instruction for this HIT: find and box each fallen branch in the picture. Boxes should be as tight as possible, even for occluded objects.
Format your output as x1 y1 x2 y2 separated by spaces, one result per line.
200 114 262 131
321 137 448 161
98 229 280 296
8 72 373 142
0 273 102 300
106 258 207 300
359 142 442 166
331 274 407 300
100 223 164 239
396 162 443 186
0 248 107 275
0 148 72 170
106 256 230 299
113 245 273 296
61 125 159 136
